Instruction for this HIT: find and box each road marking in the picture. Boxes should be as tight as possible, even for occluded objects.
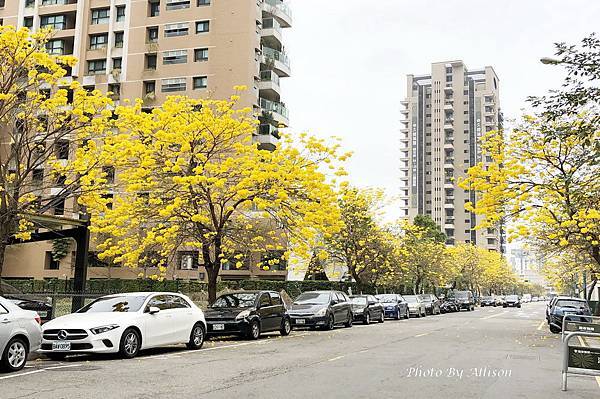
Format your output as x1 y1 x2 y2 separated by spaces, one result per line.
537 320 545 331
328 355 345 362
481 311 507 320
0 364 80 380
414 332 430 337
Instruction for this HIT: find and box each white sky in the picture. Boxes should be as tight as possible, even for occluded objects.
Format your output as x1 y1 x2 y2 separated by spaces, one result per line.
282 0 600 219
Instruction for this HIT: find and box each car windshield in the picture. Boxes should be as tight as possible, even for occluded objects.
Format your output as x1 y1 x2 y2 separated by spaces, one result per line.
78 296 147 313
419 295 432 302
482 296 493 300
377 295 397 303
211 293 257 308
349 297 367 305
455 292 469 299
506 295 518 301
556 300 588 309
294 292 331 305
404 295 418 303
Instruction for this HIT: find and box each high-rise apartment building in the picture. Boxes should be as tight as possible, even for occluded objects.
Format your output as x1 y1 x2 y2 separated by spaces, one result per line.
400 61 502 251
0 0 292 281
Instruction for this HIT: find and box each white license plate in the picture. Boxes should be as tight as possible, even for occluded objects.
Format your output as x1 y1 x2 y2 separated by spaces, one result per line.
212 324 225 331
296 319 305 324
52 341 71 351
37 311 47 318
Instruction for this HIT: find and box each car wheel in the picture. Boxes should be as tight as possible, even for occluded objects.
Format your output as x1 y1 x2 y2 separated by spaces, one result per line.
45 353 67 361
119 328 141 359
1 337 28 372
280 317 292 336
549 324 561 334
364 312 370 325
248 320 261 339
326 314 335 330
517 304 521 308
405 309 410 319
344 312 353 328
187 322 205 349
379 311 385 323
395 309 401 320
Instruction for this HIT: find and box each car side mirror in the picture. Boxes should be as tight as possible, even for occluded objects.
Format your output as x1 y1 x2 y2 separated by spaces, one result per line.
331 299 339 305
149 306 160 314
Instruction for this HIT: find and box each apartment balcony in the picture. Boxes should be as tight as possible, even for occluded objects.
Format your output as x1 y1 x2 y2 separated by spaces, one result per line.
39 0 78 15
443 122 454 131
444 221 455 230
262 47 290 77
260 97 289 127
400 127 408 133
263 0 292 28
258 70 281 98
254 126 280 151
444 180 454 189
400 99 408 106
400 108 409 115
444 85 453 93
444 139 454 150
261 18 283 48
444 159 454 169
444 103 453 111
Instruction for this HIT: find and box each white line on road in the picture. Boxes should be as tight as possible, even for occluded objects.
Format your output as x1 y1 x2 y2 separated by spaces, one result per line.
328 355 345 362
536 320 545 331
0 364 80 380
481 311 508 320
414 332 430 337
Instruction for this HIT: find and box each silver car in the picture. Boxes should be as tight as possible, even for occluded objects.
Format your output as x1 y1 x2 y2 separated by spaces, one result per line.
0 296 42 372
403 295 427 317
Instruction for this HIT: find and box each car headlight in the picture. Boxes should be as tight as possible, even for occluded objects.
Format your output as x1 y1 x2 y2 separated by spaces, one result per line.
315 307 328 317
90 324 120 335
235 310 252 320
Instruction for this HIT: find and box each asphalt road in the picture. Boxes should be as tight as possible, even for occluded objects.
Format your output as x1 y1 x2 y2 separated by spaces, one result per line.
2 302 600 399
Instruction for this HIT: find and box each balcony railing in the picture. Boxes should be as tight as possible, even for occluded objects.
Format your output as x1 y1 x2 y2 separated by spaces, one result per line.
263 47 290 69
265 0 292 19
41 0 78 5
260 70 280 86
260 97 289 119
262 18 282 35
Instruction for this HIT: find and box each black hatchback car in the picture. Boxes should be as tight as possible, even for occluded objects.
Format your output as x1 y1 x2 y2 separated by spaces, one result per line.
349 295 385 324
1 281 53 322
288 291 353 330
204 291 291 340
419 294 441 315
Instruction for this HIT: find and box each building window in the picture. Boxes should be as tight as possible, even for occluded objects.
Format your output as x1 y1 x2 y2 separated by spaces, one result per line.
91 8 110 25
177 251 199 270
55 140 69 159
24 17 34 28
32 168 44 185
25 0 35 7
195 20 209 33
193 76 207 89
112 57 122 70
197 0 210 5
147 26 159 42
40 15 65 30
144 80 156 94
45 39 65 55
114 31 124 48
194 48 208 61
162 78 186 92
149 0 160 17
166 0 190 10
89 33 108 50
261 250 287 271
222 252 249 271
52 197 65 216
116 5 126 22
102 166 115 184
45 252 60 270
87 59 106 75
163 50 187 64
145 54 157 70
164 23 188 37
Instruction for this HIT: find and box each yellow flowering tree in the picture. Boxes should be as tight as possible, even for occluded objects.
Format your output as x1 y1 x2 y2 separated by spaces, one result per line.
0 26 114 275
459 115 600 273
84 95 345 302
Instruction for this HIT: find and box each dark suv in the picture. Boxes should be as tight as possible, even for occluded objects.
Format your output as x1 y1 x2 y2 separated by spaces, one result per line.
454 290 475 311
419 294 441 315
204 290 291 340
288 291 353 330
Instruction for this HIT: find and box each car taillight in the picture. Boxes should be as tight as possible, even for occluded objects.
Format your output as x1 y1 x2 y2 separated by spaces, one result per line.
34 314 41 325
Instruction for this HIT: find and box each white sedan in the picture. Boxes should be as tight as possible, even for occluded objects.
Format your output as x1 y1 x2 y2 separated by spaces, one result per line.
1 296 42 372
39 292 206 360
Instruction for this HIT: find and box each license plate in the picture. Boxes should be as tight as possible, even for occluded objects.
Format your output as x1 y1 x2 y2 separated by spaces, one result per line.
37 311 47 318
296 319 305 324
212 324 225 331
52 341 71 351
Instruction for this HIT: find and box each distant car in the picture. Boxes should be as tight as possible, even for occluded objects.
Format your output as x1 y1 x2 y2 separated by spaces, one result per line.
547 297 592 333
39 292 206 360
403 295 427 317
495 296 506 307
375 294 409 320
0 296 42 372
0 281 53 323
532 296 539 302
349 295 384 324
480 296 496 307
522 294 532 303
454 291 475 311
288 291 353 330
503 295 521 308
204 291 291 339
419 294 441 315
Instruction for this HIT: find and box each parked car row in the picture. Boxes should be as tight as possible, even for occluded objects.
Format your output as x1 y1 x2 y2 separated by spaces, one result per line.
1 289 475 372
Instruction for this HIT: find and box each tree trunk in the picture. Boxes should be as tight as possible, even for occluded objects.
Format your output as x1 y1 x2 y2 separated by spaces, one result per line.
0 243 5 283
206 264 219 304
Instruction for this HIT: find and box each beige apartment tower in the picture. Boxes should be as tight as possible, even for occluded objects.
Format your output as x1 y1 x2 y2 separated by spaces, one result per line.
400 61 503 252
0 0 291 281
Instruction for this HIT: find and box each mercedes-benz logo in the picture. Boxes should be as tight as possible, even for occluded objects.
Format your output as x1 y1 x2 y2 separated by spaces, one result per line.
57 330 68 340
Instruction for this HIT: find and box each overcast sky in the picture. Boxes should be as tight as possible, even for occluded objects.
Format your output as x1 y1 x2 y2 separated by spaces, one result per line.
282 0 600 219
